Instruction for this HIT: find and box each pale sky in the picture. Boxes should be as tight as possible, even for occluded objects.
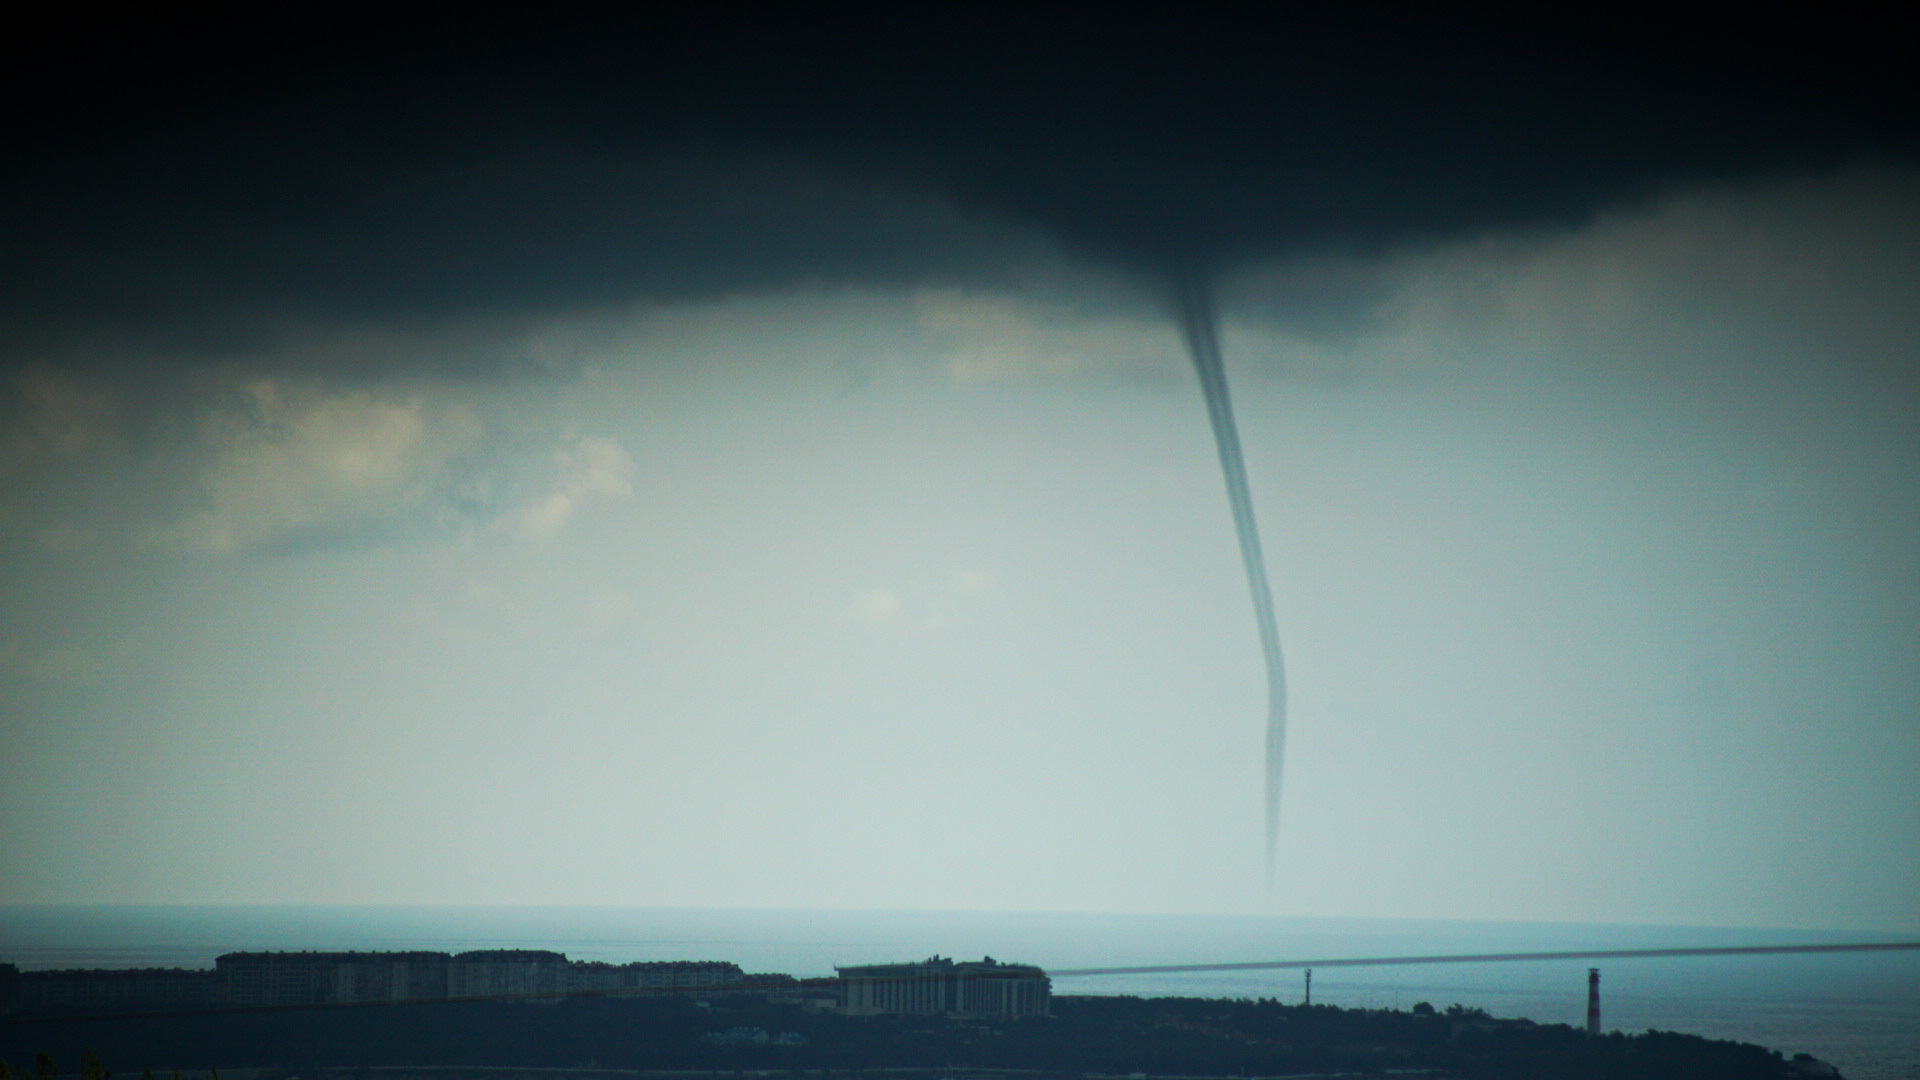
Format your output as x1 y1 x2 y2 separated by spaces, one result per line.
3 11 1915 933
3 165 1915 930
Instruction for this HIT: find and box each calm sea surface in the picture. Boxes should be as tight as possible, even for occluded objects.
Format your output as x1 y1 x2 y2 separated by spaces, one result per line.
2 907 1914 1080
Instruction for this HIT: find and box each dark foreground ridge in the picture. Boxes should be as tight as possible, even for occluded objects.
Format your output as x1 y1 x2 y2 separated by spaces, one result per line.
0 993 1842 1080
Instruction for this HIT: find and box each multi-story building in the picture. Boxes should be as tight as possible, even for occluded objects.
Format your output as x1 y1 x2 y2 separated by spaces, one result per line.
10 966 220 1011
565 959 746 994
217 951 345 1007
838 956 1049 1019
446 950 569 999
210 950 744 1006
216 951 454 1006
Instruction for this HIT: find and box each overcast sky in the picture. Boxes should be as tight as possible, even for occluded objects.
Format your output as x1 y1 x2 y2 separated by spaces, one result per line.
1 11 1915 931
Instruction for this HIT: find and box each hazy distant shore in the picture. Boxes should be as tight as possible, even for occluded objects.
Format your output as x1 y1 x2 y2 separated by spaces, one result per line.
2 908 1911 1080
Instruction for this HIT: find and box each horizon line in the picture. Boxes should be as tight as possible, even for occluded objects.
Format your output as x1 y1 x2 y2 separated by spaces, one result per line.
1049 941 1920 977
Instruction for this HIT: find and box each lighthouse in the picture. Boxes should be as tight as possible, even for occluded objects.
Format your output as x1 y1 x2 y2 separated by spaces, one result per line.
1586 968 1601 1035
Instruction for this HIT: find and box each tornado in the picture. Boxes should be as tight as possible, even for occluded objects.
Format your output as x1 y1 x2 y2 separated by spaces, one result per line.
1175 274 1287 887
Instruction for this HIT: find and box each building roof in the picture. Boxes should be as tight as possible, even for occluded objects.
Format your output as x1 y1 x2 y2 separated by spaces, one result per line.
836 956 1045 977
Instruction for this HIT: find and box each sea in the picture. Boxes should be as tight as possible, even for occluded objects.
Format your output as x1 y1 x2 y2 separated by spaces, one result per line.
1 907 1914 1080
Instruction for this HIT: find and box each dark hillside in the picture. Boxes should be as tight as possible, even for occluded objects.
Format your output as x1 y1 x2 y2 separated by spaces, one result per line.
2 994 1808 1079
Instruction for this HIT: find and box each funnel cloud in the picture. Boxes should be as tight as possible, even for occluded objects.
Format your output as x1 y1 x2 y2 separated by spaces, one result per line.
1176 276 1287 881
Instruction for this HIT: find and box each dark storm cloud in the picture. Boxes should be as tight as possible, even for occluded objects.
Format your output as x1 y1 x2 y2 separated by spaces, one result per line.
3 8 1912 368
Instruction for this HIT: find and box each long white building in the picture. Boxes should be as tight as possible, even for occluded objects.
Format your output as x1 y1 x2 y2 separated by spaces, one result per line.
837 956 1049 1019
212 950 743 1006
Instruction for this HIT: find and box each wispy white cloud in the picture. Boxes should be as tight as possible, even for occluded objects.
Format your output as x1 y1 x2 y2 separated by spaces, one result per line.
852 587 906 625
849 570 999 632
583 587 637 630
913 289 1185 383
1228 165 1920 391
161 379 483 554
0 366 116 475
515 434 636 542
